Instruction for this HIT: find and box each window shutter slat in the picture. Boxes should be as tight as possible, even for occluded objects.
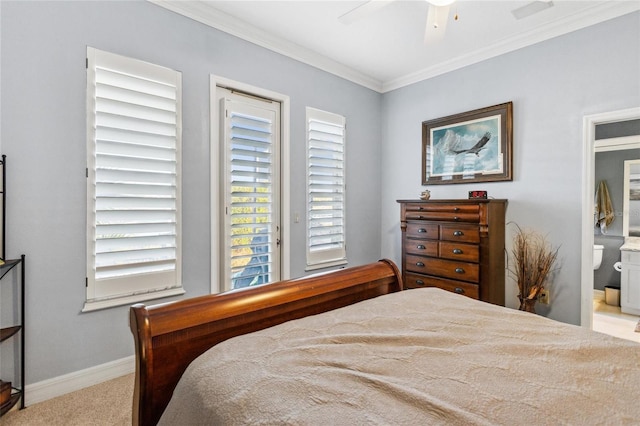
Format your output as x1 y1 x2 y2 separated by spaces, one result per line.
96 126 176 149
95 67 177 101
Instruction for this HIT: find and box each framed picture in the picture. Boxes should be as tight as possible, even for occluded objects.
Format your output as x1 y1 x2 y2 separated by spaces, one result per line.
422 102 513 185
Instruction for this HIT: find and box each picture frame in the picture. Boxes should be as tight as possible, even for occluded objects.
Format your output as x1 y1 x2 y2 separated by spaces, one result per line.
422 102 513 185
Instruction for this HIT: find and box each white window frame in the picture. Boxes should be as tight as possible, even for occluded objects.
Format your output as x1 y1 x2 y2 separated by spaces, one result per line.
305 107 347 270
84 47 184 312
210 76 291 294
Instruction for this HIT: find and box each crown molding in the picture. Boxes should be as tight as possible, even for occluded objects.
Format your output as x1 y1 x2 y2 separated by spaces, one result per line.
148 0 384 92
382 2 640 92
150 1 639 94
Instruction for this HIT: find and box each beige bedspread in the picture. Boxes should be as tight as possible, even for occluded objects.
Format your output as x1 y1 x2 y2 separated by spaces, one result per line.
159 288 640 425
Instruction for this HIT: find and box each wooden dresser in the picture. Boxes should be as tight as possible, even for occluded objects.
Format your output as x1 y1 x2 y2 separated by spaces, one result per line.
397 199 507 306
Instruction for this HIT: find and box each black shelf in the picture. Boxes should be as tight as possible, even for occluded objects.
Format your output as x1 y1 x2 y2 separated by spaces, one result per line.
0 259 22 281
0 325 21 343
0 390 22 416
0 156 26 416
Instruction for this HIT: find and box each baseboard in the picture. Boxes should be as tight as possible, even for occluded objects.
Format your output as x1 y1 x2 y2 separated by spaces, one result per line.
25 355 135 406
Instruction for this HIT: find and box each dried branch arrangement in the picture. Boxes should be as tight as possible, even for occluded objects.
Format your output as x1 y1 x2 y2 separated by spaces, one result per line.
510 224 559 313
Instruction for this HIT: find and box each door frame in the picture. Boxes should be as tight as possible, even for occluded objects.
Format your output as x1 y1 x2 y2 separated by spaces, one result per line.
581 106 640 327
210 75 291 293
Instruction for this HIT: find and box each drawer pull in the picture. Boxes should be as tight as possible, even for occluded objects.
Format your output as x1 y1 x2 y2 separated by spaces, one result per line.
454 287 465 294
418 228 427 233
453 216 460 221
453 230 464 236
452 248 463 254
416 262 425 267
417 245 426 250
416 279 425 285
454 207 459 211
455 268 465 274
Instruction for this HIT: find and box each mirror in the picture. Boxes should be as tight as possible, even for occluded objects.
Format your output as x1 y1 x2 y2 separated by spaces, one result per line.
623 159 640 237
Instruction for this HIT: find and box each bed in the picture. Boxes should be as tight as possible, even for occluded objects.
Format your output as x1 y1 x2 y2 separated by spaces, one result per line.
130 259 640 425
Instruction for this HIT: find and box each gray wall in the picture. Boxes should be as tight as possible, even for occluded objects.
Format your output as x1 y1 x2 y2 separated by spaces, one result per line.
380 11 640 325
594 148 640 291
0 1 382 384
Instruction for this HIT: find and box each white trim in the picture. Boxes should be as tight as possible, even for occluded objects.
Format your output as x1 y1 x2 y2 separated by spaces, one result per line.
210 76 220 294
281 100 292 280
595 135 640 152
150 0 639 93
210 76 291 293
81 286 185 312
581 107 640 329
305 258 348 272
25 356 135 406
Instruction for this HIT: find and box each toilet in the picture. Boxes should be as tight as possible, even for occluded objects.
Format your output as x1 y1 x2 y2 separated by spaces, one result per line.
593 244 604 270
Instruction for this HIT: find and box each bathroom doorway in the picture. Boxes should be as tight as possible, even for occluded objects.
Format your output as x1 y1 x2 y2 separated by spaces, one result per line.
581 107 640 340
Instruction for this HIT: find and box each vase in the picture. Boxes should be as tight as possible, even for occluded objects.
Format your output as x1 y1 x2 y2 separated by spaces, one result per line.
518 296 537 314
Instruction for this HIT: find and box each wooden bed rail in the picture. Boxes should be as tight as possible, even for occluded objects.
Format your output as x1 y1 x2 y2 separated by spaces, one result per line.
129 259 403 426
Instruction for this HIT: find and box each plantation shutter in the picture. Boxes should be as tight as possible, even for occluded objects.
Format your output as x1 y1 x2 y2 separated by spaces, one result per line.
306 107 347 268
221 91 280 291
85 47 183 310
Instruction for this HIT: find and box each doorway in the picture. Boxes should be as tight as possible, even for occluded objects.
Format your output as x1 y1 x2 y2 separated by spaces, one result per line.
581 107 640 331
210 76 291 294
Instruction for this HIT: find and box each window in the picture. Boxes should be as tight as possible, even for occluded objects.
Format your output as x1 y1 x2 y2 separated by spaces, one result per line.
306 107 347 269
219 88 281 291
84 47 184 311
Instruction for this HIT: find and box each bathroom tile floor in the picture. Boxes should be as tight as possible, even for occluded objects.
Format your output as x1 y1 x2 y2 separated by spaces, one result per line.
592 295 640 343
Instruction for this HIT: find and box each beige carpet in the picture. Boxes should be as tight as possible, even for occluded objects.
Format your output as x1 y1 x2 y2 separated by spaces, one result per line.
1 373 133 425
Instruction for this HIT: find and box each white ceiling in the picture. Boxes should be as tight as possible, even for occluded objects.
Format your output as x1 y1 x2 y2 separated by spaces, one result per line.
151 1 640 93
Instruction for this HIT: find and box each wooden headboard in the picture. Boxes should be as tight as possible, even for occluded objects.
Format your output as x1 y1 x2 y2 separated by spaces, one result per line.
129 259 403 426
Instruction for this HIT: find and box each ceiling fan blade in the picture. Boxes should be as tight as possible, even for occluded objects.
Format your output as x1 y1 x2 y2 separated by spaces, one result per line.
424 4 450 44
338 0 396 25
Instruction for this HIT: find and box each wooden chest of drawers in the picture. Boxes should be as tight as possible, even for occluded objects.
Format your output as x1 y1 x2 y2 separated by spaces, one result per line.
397 199 507 305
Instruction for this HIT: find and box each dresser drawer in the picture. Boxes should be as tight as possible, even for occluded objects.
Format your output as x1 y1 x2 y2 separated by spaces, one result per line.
406 222 439 239
405 255 479 283
405 239 438 257
439 241 479 262
440 224 480 243
404 203 480 222
404 273 480 299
